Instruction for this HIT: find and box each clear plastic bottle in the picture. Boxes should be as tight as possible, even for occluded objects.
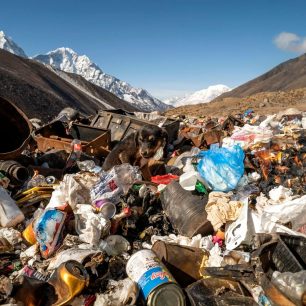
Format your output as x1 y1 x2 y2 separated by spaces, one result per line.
77 160 102 173
99 235 130 256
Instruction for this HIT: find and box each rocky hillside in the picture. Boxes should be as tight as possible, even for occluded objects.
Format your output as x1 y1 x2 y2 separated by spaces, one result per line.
34 48 169 112
165 87 306 118
0 49 139 121
216 53 306 100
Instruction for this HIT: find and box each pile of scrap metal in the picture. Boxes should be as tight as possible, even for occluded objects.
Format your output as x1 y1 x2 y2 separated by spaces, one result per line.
177 115 244 149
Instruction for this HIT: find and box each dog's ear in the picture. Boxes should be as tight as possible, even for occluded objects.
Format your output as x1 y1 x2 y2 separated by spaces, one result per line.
134 130 139 146
161 128 168 146
161 128 168 158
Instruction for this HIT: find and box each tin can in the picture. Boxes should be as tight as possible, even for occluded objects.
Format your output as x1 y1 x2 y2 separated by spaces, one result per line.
126 249 186 306
92 198 116 219
152 241 209 287
48 260 89 306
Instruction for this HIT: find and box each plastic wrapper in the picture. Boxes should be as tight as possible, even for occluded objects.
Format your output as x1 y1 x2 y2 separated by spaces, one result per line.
254 194 306 235
197 145 245 192
151 174 179 185
90 164 142 204
0 276 13 298
205 192 244 231
48 173 99 210
268 185 293 202
34 208 67 258
0 186 24 227
225 198 252 250
172 147 201 170
230 124 273 149
271 270 306 305
48 247 102 270
99 235 130 256
0 228 22 246
207 244 223 267
151 233 214 251
94 278 138 306
75 204 110 245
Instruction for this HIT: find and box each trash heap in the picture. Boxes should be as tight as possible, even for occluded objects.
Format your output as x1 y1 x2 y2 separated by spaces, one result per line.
0 97 305 306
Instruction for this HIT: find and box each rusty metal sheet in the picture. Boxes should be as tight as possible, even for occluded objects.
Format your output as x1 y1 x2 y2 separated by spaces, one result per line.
91 110 180 143
34 121 110 158
0 96 32 160
203 130 223 145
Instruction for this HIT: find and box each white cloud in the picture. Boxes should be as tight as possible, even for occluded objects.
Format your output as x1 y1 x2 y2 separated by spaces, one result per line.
274 32 306 53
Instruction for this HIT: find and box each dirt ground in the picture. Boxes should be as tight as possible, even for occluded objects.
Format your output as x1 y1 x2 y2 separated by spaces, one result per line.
164 88 306 118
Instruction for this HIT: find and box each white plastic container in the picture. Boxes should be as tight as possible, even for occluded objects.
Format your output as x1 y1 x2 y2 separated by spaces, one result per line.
179 171 198 191
0 186 25 227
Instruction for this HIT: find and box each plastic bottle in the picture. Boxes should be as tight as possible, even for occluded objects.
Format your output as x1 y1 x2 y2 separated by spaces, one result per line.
71 139 82 159
0 186 25 227
77 160 102 173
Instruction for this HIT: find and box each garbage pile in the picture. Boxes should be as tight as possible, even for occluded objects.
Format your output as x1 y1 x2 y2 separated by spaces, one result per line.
0 96 305 306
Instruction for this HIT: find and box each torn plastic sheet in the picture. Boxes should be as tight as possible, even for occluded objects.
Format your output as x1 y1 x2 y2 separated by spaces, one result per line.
48 247 102 270
226 195 306 250
225 198 252 250
75 204 110 245
94 278 139 306
151 233 214 251
252 195 306 237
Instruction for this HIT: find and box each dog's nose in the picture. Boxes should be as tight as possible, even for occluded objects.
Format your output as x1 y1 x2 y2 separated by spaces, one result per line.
141 150 149 156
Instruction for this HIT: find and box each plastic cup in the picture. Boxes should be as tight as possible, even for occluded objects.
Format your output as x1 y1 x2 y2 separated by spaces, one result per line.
93 199 116 219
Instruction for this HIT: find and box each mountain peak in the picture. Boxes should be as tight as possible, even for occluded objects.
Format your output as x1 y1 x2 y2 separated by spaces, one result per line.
164 84 231 107
34 48 169 112
47 47 77 55
0 30 27 58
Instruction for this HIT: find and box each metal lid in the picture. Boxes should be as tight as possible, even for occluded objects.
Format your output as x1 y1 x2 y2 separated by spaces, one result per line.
147 283 186 306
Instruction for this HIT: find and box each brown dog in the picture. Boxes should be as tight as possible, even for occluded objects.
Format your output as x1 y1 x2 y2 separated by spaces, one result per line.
102 125 168 174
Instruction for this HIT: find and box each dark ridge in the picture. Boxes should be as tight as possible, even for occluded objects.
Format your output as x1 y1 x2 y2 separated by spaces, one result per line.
0 49 139 122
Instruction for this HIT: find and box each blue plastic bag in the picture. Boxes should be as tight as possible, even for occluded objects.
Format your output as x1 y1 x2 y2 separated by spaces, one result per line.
197 145 245 192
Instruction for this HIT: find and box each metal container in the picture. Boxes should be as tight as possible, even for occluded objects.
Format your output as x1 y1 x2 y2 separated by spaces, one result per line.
92 198 116 219
160 181 214 237
90 109 180 143
48 260 89 306
185 277 255 306
34 120 110 158
0 96 32 160
152 241 209 287
126 249 185 306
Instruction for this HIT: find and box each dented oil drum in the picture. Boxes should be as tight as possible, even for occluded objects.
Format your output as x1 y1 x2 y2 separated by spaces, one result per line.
0 96 32 160
160 181 214 238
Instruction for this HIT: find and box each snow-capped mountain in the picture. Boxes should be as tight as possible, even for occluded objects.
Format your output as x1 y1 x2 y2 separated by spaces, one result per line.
163 93 190 105
164 85 231 107
34 48 169 112
0 31 27 58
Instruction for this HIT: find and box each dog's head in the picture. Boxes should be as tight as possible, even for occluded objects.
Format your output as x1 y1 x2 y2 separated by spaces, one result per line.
135 125 168 159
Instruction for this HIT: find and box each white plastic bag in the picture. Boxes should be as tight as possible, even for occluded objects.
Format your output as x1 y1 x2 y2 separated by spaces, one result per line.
0 186 24 227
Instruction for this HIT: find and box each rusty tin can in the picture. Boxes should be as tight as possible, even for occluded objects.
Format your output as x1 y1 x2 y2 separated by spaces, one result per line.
126 249 185 306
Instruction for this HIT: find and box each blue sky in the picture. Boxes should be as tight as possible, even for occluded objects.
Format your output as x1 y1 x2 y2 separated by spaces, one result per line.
1 0 306 98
